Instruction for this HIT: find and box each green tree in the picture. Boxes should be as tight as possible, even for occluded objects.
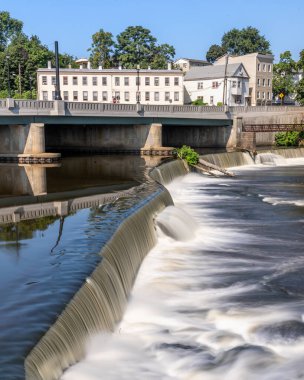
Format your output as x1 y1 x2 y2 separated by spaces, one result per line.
88 29 114 69
272 51 296 101
206 44 226 63
295 78 304 105
206 27 271 61
114 26 175 69
0 11 23 51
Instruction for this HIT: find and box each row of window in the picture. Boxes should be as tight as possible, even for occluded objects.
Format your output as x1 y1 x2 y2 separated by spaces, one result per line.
42 90 181 102
257 63 272 72
41 75 181 87
257 78 271 87
197 95 243 105
197 81 221 90
257 91 272 100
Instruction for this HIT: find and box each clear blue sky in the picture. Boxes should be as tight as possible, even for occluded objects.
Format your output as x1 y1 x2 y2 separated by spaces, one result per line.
3 0 304 62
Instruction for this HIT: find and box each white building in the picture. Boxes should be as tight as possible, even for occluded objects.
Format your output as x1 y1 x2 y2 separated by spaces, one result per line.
174 58 211 72
215 53 274 106
184 63 250 106
37 60 184 105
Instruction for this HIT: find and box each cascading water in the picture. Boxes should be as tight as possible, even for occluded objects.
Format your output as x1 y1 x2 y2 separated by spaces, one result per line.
255 153 286 165
60 151 304 380
201 151 254 169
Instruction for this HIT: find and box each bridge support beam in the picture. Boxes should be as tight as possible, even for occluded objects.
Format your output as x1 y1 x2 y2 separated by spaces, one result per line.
144 123 163 148
24 123 45 154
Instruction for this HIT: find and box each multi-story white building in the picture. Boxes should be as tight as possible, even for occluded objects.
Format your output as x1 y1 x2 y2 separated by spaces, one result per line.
214 53 274 105
184 63 250 106
174 58 211 72
37 60 184 105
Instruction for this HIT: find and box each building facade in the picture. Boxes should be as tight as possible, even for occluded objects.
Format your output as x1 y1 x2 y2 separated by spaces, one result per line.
175 58 211 72
37 60 184 105
184 63 249 106
214 53 274 106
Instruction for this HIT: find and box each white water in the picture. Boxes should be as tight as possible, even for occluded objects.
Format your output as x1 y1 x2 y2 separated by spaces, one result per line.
62 160 304 380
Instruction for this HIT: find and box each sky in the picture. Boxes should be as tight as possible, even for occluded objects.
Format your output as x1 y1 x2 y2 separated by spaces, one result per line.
2 0 304 62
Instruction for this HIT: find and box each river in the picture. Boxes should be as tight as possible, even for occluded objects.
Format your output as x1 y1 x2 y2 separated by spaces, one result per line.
61 156 304 380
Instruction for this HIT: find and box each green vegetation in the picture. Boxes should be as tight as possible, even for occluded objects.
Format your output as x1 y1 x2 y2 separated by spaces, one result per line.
206 26 271 63
174 145 200 166
216 101 223 106
192 99 208 106
275 131 304 147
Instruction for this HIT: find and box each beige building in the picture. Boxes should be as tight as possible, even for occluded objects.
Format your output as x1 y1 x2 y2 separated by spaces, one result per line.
214 53 274 105
37 60 184 105
175 58 211 72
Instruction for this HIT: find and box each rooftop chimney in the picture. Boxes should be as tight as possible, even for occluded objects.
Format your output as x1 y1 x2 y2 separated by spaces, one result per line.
118 64 122 70
47 60 52 69
87 61 91 69
79 64 83 69
168 62 172 70
99 65 103 70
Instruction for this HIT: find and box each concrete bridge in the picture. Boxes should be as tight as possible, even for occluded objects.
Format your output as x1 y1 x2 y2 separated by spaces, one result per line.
0 99 304 159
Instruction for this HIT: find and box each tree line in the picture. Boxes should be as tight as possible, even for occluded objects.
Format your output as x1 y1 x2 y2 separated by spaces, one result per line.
0 10 303 107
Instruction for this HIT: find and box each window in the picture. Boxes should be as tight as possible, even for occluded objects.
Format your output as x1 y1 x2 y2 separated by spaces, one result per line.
93 91 98 101
115 91 120 101
257 91 260 99
257 63 261 71
63 76 68 85
124 91 130 101
63 91 69 101
174 92 179 101
82 76 88 85
92 77 98 86
51 76 56 85
154 77 159 86
52 91 55 100
165 92 170 101
124 77 129 86
73 76 78 85
83 91 88 101
262 92 265 99
267 92 271 100
263 64 266 72
268 79 271 87
115 77 120 86
257 78 260 86
136 77 141 86
174 77 179 86
212 81 219 88
73 91 78 101
145 92 150 101
197 82 204 89
145 77 150 86
183 63 187 68
154 92 159 101
237 80 241 88
268 64 271 72
102 77 107 86
197 96 204 101
165 77 170 86
136 91 141 101
42 76 47 85
102 91 107 101
210 96 214 105
42 91 48 100
232 81 237 88
262 79 266 87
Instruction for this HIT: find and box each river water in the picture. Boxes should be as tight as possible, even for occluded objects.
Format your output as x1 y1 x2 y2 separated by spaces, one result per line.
62 157 304 380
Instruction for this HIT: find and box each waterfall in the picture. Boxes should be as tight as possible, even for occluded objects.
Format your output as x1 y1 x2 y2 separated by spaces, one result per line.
255 153 286 165
149 159 189 185
263 147 304 159
25 188 173 380
201 152 254 169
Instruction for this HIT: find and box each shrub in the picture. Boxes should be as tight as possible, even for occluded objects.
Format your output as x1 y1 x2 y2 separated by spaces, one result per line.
217 101 223 106
191 99 208 106
173 145 199 165
275 131 304 146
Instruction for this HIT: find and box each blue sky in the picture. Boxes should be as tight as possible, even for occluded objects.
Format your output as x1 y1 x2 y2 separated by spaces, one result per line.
3 0 304 62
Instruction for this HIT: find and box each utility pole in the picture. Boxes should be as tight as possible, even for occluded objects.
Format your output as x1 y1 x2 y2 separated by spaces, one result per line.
222 54 229 105
54 41 62 100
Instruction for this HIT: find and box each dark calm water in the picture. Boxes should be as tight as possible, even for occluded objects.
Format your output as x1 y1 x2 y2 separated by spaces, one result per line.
62 158 304 380
0 155 164 380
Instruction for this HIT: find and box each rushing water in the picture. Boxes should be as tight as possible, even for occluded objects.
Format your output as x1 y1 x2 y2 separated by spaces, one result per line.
62 156 304 380
0 155 166 380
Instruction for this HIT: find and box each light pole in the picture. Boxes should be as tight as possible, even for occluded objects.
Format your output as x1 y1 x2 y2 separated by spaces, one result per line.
6 55 11 98
136 64 140 104
54 41 62 100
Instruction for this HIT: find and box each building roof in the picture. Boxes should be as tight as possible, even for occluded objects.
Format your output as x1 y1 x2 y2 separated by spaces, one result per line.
175 58 210 64
184 63 249 81
37 68 182 74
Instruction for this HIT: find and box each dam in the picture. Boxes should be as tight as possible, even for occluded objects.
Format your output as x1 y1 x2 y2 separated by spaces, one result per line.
0 149 304 379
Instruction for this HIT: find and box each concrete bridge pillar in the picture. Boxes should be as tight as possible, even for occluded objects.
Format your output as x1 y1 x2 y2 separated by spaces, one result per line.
24 123 45 154
144 123 163 148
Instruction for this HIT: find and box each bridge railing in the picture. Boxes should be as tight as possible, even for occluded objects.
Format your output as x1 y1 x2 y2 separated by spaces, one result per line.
229 105 304 113
0 99 7 108
15 100 54 110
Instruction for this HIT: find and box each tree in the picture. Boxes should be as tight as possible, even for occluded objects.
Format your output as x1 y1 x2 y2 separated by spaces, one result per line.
114 26 175 69
272 51 296 101
0 11 23 51
295 78 304 106
88 29 114 69
206 44 226 63
206 26 271 61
